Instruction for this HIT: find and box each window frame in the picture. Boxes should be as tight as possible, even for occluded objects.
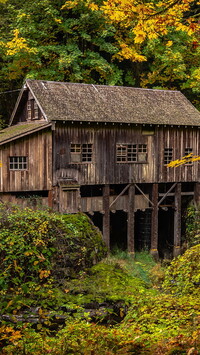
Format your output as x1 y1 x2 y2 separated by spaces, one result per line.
9 156 28 171
27 99 39 120
116 143 147 163
184 147 193 166
70 143 93 163
164 148 173 165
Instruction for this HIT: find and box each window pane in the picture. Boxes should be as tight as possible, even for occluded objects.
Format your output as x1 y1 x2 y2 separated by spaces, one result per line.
127 144 137 162
71 154 81 163
82 144 92 162
116 145 127 162
9 156 27 170
184 148 193 165
164 148 173 165
71 144 81 153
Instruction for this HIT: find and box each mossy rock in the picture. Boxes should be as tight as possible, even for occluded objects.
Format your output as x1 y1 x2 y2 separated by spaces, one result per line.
52 213 107 279
0 204 107 294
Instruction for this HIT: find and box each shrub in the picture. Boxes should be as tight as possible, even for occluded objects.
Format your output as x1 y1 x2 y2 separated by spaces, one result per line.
163 244 200 295
185 205 200 246
0 204 107 313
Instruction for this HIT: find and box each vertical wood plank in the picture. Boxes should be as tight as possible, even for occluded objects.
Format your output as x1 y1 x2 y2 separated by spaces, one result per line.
103 184 110 250
127 184 135 255
194 182 200 207
151 183 159 259
173 183 181 258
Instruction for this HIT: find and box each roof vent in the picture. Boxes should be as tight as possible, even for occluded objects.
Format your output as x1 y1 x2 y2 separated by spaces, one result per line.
41 82 47 90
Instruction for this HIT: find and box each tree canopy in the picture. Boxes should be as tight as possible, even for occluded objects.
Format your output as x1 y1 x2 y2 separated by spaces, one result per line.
0 0 199 123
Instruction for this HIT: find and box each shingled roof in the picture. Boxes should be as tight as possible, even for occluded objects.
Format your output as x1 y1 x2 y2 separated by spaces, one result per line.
0 122 51 145
13 80 200 126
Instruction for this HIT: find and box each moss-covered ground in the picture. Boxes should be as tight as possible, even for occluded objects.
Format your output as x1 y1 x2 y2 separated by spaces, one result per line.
0 204 200 354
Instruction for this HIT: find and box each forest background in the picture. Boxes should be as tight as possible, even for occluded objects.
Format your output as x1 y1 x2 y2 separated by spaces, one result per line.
0 1 200 353
0 0 200 126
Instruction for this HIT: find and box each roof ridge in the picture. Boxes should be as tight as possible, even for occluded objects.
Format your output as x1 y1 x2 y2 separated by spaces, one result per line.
26 79 179 93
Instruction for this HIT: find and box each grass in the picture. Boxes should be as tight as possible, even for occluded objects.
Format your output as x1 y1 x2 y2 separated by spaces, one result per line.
103 248 158 285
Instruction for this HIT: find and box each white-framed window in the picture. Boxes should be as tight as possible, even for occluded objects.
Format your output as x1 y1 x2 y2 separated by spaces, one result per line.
116 144 147 163
9 156 28 170
70 144 93 163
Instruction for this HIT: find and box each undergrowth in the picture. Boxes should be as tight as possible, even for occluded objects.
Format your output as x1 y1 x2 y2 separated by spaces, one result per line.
0 204 200 354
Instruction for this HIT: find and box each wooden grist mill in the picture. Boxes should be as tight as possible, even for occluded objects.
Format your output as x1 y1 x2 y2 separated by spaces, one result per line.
0 80 199 257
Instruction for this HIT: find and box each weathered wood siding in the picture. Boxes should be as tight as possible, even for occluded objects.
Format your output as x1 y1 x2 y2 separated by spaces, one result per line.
54 123 200 185
81 194 149 212
0 130 52 192
157 126 200 182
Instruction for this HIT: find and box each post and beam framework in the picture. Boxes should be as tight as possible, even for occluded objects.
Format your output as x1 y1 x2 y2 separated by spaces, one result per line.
127 184 135 255
103 184 110 250
150 183 159 260
173 183 181 258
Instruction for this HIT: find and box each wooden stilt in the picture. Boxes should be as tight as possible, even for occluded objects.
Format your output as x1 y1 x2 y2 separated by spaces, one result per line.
103 184 110 250
194 182 200 207
127 184 135 256
151 183 159 260
173 183 181 258
48 190 53 208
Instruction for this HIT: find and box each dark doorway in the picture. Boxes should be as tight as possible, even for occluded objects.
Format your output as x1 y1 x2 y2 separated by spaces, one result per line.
135 210 151 251
87 212 103 233
110 211 127 250
158 207 174 259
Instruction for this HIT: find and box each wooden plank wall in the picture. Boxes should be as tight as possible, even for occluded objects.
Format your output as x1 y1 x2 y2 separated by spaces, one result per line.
0 130 52 192
54 123 200 185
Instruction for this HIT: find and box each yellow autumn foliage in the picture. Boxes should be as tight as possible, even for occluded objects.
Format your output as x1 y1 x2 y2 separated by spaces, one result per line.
5 29 37 56
74 0 200 62
167 153 200 168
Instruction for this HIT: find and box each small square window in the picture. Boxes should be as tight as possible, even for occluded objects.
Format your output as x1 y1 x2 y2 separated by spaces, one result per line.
116 145 127 162
116 144 147 163
9 156 28 170
82 144 93 162
70 144 93 163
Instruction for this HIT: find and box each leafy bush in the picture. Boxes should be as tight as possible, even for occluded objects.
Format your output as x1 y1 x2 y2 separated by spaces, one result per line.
0 204 107 313
0 321 147 355
185 205 200 246
163 244 200 295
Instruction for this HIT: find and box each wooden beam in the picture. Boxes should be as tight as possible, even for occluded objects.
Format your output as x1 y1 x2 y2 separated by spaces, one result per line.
109 183 131 209
127 184 135 255
135 183 154 206
48 190 53 208
103 185 110 250
173 183 181 258
194 182 200 207
150 183 159 260
159 191 194 197
158 182 177 206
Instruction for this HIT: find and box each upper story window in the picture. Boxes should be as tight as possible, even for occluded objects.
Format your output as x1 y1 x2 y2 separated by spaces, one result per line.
116 144 147 163
164 148 173 165
9 156 28 170
184 147 193 165
70 143 93 163
27 99 39 120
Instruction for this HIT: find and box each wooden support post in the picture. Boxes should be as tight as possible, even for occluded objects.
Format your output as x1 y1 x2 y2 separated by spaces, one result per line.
127 184 135 256
103 184 110 250
48 190 53 209
194 182 200 207
151 183 159 260
173 183 181 258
